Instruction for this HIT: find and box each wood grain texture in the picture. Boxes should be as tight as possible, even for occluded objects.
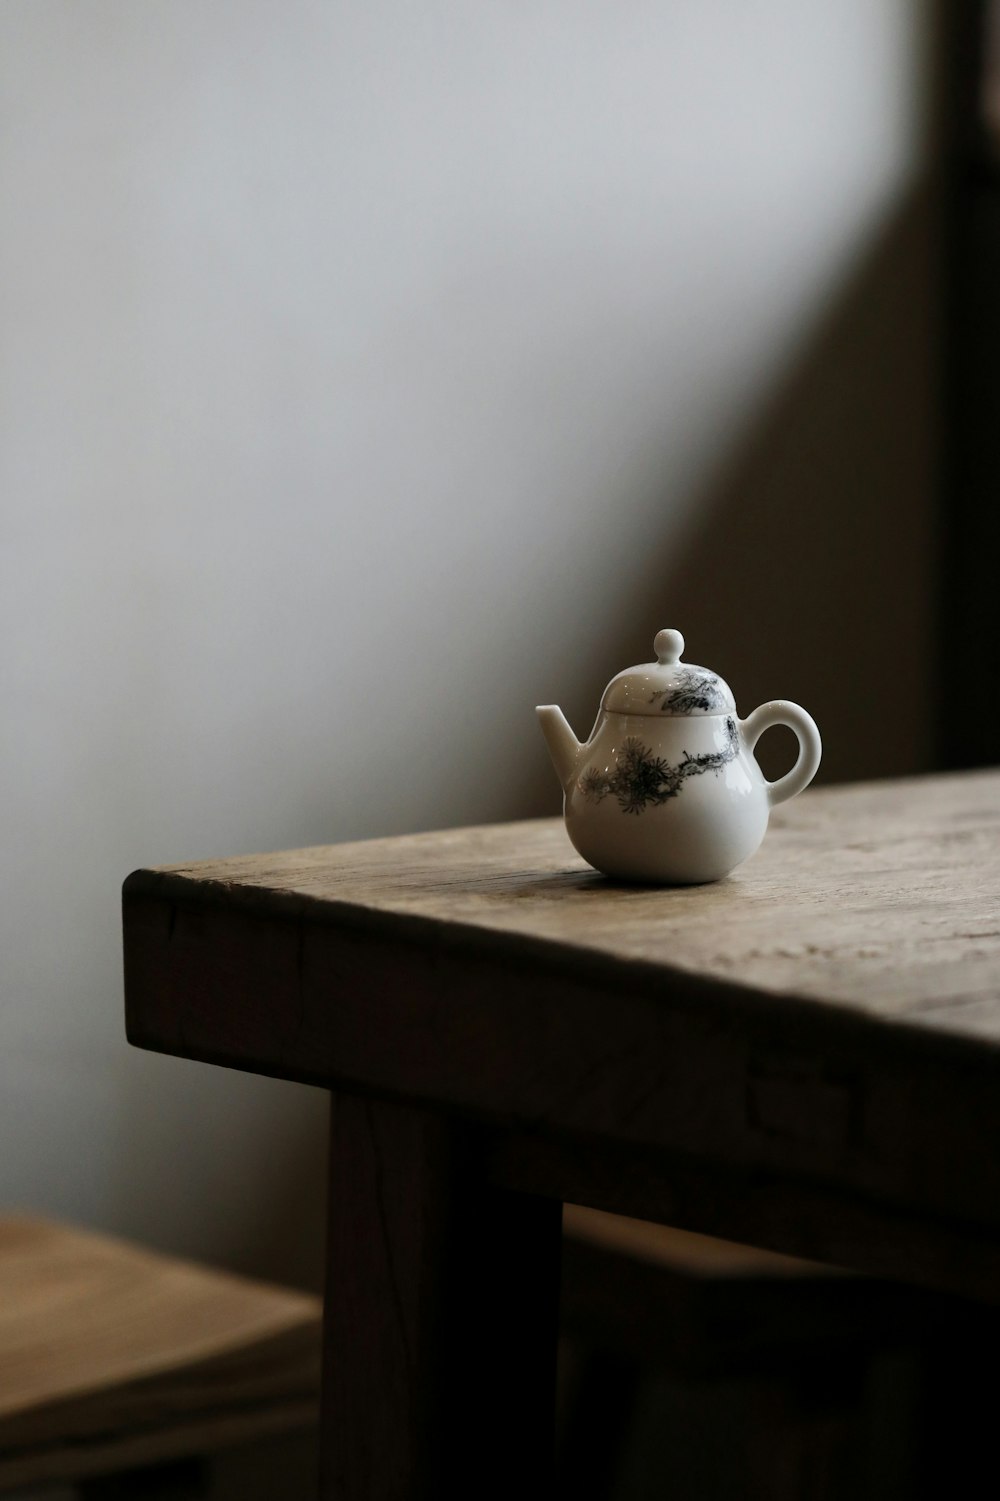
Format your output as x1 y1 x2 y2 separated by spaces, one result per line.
127 771 1000 1034
0 1218 320 1490
123 771 1000 1293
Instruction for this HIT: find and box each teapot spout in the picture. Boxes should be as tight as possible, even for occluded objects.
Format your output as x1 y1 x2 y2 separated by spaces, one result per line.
535 705 582 790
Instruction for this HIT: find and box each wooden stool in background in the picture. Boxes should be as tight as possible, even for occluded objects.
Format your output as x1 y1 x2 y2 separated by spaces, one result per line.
560 1206 987 1501
0 1217 321 1498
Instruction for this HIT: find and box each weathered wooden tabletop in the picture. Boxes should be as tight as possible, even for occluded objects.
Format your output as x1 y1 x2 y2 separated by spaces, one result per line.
123 769 1000 1497
124 769 1000 1294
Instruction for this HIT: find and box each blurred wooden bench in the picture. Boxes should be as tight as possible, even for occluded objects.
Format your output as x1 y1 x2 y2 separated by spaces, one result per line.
562 1203 888 1367
0 1217 321 1497
560 1205 999 1500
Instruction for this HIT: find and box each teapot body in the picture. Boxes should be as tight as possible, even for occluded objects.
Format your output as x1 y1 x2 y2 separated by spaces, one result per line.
564 711 769 884
537 629 821 884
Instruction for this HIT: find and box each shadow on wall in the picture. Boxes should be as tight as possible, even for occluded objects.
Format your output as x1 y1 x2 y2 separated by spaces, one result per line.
110 186 939 1297
525 180 938 809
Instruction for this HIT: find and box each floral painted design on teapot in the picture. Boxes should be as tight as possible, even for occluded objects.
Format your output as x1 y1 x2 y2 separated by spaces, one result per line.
580 718 740 816
537 629 821 884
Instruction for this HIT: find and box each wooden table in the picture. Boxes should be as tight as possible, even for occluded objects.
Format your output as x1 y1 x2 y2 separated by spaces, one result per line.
122 770 1000 1499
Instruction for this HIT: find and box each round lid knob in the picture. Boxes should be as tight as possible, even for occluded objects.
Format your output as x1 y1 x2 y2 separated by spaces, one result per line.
598 627 736 718
654 628 684 666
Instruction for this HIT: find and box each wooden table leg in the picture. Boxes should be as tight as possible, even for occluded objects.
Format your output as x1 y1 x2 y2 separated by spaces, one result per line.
321 1093 562 1501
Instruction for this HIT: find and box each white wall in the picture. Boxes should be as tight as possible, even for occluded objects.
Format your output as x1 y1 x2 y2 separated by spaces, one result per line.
0 1 935 1286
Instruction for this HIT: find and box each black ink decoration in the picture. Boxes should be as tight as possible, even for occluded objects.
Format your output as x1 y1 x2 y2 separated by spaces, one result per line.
581 718 739 816
648 668 725 713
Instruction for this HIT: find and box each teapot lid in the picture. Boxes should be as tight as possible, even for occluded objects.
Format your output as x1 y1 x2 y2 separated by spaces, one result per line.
600 629 736 717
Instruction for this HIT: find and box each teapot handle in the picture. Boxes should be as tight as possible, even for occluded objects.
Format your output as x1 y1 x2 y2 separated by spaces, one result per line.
740 700 822 807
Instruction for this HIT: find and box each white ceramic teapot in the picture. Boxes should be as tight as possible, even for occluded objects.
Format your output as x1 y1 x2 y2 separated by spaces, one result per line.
537 628 821 884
